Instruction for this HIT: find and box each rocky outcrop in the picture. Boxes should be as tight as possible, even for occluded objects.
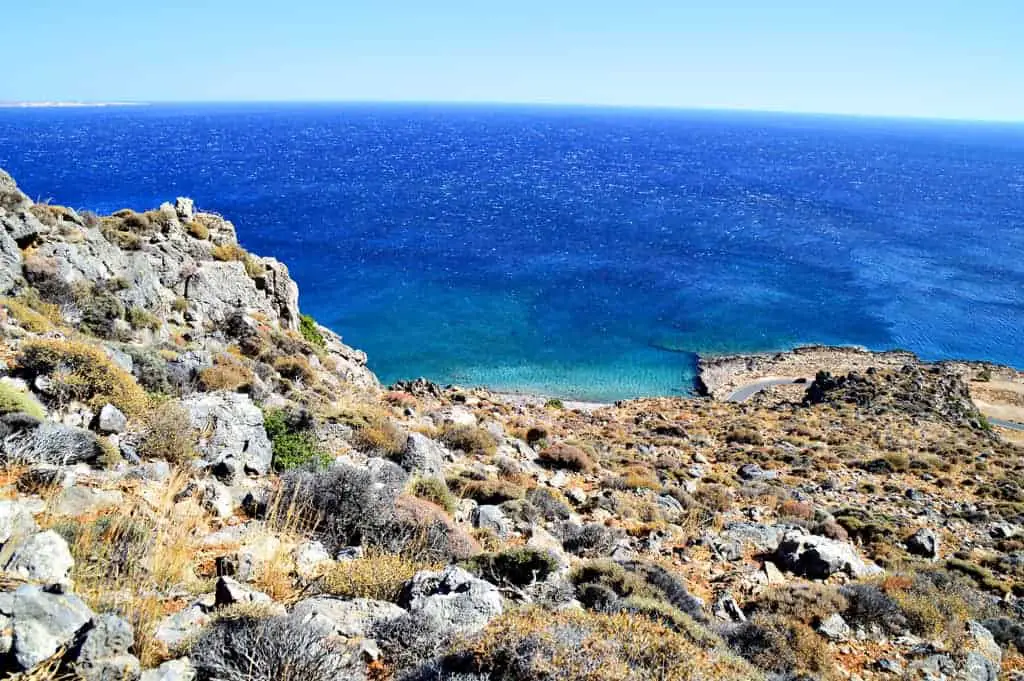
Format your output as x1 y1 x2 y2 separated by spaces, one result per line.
183 392 273 479
803 365 988 429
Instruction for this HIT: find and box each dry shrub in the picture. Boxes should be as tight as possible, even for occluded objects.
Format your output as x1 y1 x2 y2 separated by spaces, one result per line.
211 243 247 262
450 476 525 505
185 221 209 239
538 442 595 472
439 423 497 457
351 414 407 458
277 464 476 562
273 355 316 383
199 354 255 392
191 614 351 681
751 583 848 626
322 552 439 602
138 399 196 463
465 608 761 681
725 614 836 680
777 499 814 521
17 339 149 417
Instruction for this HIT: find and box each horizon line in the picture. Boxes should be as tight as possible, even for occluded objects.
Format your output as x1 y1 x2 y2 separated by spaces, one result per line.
2 99 1022 125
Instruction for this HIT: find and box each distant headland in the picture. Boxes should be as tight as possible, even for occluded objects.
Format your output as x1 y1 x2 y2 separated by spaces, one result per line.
0 101 147 108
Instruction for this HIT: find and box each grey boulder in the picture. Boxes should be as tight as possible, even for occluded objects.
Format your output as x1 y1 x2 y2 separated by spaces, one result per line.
183 392 272 478
0 585 94 670
398 433 449 477
0 499 39 544
399 565 503 635
774 530 883 579
905 528 940 560
141 658 196 681
290 596 405 639
4 530 75 586
97 404 128 434
68 613 140 681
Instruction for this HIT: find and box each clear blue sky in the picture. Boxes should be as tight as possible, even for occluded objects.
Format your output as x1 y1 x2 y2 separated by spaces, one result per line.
5 0 1023 121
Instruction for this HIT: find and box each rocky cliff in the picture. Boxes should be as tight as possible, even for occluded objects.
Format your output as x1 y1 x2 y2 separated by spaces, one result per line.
0 168 1018 681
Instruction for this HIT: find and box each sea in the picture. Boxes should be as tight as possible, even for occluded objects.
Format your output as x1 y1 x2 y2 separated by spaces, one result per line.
1 103 1022 401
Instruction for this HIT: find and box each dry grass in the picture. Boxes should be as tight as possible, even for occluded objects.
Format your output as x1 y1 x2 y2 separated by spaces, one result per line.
55 470 208 667
321 551 439 602
468 607 762 681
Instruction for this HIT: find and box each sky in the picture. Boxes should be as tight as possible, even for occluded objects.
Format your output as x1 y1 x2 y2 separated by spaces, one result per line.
4 1 1023 121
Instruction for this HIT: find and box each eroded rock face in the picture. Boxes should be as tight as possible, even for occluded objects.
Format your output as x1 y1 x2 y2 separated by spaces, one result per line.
774 530 883 579
399 566 503 635
183 392 272 478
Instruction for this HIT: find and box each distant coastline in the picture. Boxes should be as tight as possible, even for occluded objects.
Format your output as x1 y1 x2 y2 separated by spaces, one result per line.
0 101 147 108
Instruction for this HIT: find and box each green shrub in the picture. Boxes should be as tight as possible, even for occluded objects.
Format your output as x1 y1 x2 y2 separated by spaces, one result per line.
409 476 456 513
544 398 564 409
463 547 561 587
264 409 330 471
127 306 161 331
0 382 45 419
299 314 326 348
76 284 126 339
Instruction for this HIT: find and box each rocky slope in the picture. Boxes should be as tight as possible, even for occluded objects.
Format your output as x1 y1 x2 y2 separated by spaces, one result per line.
0 168 1020 681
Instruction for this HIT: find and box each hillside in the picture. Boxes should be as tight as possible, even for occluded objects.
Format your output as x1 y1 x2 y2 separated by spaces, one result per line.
0 168 1021 681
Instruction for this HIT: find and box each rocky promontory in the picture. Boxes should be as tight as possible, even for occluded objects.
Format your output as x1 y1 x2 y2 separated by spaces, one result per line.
0 168 1020 681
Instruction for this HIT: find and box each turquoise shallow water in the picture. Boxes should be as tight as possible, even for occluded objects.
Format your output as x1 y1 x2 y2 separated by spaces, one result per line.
1 104 1023 401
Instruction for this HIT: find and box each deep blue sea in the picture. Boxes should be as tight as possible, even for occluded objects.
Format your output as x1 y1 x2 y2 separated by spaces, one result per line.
1 104 1023 400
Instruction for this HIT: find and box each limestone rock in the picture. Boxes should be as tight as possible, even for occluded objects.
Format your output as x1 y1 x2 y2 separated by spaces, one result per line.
97 404 128 434
291 596 405 639
183 392 272 478
905 528 940 560
818 613 851 641
174 197 195 222
214 577 273 608
53 486 124 517
141 658 196 681
154 594 215 652
774 530 882 579
0 585 94 671
472 505 512 537
4 530 74 586
0 499 39 545
398 433 449 477
68 613 141 681
399 565 503 635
